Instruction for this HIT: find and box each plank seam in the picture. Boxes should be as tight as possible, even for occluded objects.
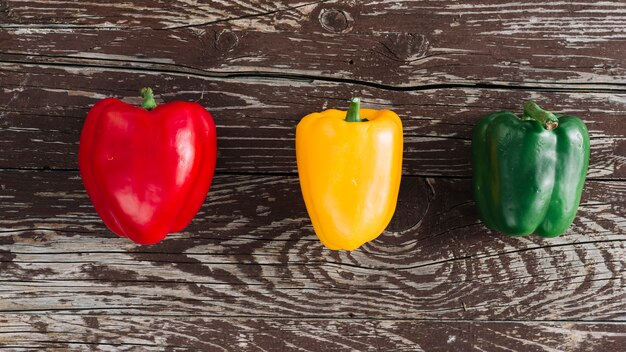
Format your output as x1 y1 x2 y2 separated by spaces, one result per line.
2 55 626 93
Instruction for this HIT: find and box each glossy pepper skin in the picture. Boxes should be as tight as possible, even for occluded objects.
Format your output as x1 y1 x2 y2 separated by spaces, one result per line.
78 88 217 245
472 101 590 237
296 98 403 250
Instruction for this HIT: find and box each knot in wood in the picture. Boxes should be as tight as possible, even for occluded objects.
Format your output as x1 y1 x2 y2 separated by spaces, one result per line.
382 33 429 62
215 30 238 52
319 8 353 33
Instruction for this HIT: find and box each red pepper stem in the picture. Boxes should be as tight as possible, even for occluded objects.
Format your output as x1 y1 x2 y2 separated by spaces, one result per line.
522 100 559 130
345 97 362 122
140 87 158 110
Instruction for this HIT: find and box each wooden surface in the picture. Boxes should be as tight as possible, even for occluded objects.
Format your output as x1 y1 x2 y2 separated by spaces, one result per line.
1 0 625 350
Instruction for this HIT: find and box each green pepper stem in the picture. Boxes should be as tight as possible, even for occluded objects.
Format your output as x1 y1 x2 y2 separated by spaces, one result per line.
140 87 158 110
522 100 559 130
344 97 362 122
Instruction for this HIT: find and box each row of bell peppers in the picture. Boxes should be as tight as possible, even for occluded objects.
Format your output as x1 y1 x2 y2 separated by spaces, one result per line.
79 89 590 250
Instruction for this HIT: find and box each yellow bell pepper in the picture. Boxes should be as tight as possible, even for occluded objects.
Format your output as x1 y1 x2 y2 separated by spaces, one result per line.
296 98 403 250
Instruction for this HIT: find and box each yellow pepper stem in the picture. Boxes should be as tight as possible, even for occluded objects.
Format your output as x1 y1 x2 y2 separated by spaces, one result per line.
345 97 362 122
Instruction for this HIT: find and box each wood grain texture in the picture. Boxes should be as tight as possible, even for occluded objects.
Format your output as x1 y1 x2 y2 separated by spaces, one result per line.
0 62 624 178
1 0 625 350
0 171 624 322
2 1 626 87
1 315 625 351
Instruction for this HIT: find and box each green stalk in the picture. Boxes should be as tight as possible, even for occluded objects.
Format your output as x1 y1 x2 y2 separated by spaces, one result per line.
140 87 158 110
522 100 559 130
344 97 362 122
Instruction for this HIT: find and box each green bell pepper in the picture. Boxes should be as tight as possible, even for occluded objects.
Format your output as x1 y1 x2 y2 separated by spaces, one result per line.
472 101 590 237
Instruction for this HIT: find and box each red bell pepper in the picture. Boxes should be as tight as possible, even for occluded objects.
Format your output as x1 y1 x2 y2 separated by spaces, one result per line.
78 88 217 244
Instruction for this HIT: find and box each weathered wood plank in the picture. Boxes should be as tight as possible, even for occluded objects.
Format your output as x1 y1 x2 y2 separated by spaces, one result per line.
1 315 625 351
2 1 626 87
0 62 624 178
1 0 625 348
0 170 624 320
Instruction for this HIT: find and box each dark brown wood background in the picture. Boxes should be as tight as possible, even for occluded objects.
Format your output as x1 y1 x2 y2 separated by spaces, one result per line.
1 1 625 350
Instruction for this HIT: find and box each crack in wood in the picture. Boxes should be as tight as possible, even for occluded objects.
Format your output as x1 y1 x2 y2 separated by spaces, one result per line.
2 54 626 93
